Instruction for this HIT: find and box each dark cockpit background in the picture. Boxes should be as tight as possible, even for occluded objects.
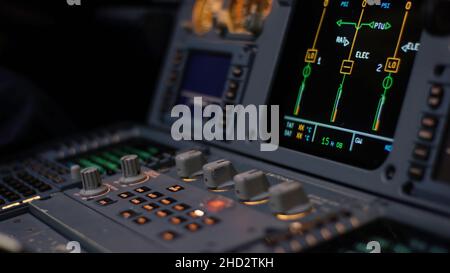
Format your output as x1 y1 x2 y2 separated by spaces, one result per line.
0 0 180 156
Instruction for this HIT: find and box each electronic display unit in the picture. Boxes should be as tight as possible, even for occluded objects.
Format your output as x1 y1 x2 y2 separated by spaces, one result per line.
270 0 423 169
177 50 232 108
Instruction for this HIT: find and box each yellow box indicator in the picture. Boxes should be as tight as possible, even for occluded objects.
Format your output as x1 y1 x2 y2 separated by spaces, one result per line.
385 57 401 73
305 49 318 63
340 60 354 75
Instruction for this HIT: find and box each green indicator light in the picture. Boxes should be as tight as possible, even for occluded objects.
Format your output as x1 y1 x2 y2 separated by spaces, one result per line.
124 147 152 159
101 152 122 164
78 159 105 174
90 156 118 171
148 147 159 155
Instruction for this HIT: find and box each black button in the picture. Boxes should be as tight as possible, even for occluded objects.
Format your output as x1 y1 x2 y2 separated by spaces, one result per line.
418 128 435 141
409 164 425 180
413 145 431 160
96 198 115 206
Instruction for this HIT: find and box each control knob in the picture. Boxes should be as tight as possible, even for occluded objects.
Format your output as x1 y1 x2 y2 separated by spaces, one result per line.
175 150 206 178
119 155 147 185
268 181 311 215
234 169 270 201
203 159 236 189
79 167 108 197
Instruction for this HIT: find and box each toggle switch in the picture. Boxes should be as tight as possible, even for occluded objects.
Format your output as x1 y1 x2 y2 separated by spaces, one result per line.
234 169 270 201
175 150 206 178
203 159 236 189
80 167 108 197
269 181 311 215
119 154 147 185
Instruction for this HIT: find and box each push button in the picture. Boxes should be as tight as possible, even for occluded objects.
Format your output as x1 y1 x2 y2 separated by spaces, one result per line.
428 84 444 109
159 197 177 206
134 186 151 193
203 216 220 226
413 145 431 160
134 216 150 225
96 198 115 206
120 210 137 219
118 192 135 199
421 116 438 129
167 185 184 193
147 192 164 199
130 197 146 205
160 231 178 241
185 223 202 232
409 164 425 180
156 209 173 218
418 129 435 141
173 203 191 211
142 203 160 212
170 216 187 225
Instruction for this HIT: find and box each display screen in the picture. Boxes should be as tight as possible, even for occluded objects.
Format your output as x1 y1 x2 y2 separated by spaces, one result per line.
270 0 423 169
178 50 231 107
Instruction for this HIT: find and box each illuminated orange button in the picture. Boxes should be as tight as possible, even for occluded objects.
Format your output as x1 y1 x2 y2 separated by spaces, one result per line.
187 209 205 218
142 203 159 212
156 209 172 218
206 199 227 212
159 197 176 205
185 223 202 232
120 210 136 219
118 192 134 199
134 186 151 193
147 192 163 199
170 216 187 225
203 216 220 226
134 216 150 225
160 231 178 241
167 185 184 192
130 197 146 205
173 203 191 211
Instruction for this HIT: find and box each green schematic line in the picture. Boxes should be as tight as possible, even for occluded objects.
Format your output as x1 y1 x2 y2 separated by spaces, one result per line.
330 74 347 122
294 63 312 115
336 20 392 30
372 73 394 131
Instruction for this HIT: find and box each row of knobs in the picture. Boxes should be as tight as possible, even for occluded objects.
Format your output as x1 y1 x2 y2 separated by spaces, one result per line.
73 155 146 197
175 150 311 215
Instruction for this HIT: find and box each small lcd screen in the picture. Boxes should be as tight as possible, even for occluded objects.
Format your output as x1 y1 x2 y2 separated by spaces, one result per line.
178 51 231 106
270 0 423 169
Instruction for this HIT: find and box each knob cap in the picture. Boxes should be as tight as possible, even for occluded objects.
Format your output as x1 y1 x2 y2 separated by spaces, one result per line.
234 170 270 201
203 159 236 189
175 150 206 178
269 181 311 214
80 167 108 197
70 164 81 182
119 155 147 185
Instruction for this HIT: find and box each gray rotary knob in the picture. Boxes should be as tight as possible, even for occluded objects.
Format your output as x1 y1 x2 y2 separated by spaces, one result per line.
269 181 311 214
175 150 206 178
80 167 108 197
119 155 147 185
203 159 236 189
234 170 270 201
